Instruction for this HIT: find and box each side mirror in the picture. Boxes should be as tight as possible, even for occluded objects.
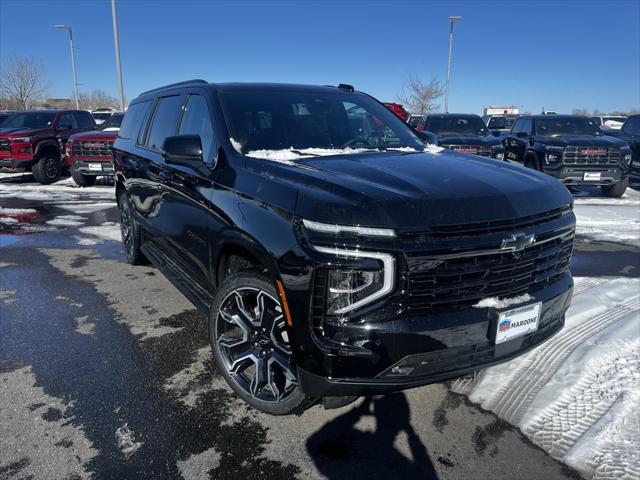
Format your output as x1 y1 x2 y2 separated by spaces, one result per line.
516 131 529 138
416 130 438 145
162 134 203 165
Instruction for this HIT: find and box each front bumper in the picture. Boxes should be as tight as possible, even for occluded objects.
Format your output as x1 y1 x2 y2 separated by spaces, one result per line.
72 159 115 176
297 273 572 397
0 157 32 171
544 165 626 185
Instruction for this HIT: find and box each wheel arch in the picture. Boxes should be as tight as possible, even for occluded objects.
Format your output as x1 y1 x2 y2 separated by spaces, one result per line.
34 140 61 159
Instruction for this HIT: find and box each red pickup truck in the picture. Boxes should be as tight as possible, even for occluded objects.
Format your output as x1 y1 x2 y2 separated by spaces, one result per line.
65 113 123 186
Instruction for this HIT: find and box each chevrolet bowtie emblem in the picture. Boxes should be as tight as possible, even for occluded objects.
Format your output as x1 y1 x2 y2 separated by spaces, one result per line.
500 232 536 252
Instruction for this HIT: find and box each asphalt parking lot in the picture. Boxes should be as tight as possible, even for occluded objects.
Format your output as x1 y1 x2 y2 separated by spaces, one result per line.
1 173 638 480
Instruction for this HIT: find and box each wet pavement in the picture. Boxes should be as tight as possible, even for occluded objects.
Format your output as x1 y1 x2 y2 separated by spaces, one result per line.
1 174 638 480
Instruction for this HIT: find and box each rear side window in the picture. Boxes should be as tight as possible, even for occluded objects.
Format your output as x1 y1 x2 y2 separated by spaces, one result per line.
119 101 152 140
75 112 95 128
511 118 524 134
145 95 184 150
178 94 215 163
58 113 77 129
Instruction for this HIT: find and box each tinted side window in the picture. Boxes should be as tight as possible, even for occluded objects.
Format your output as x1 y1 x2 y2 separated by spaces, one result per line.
118 101 152 140
178 94 214 162
623 117 640 135
521 119 532 135
511 119 523 134
146 95 183 150
58 113 77 128
75 112 94 128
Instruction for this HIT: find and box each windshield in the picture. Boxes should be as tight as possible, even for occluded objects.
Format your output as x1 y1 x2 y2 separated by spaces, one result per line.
3 112 56 129
535 117 602 136
100 113 123 129
92 112 112 121
426 115 487 136
487 116 517 129
219 90 424 158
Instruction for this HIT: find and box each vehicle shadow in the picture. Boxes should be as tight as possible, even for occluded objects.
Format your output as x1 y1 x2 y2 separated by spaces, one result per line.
306 393 439 479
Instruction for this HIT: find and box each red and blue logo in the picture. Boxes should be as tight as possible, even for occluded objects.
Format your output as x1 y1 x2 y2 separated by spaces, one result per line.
499 320 511 332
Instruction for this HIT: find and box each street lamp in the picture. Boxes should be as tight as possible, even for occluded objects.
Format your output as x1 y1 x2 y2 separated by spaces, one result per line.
444 16 461 113
54 24 79 109
111 0 126 111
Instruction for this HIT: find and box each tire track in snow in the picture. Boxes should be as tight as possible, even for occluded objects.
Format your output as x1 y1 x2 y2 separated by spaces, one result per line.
572 277 606 296
523 337 639 460
489 297 640 424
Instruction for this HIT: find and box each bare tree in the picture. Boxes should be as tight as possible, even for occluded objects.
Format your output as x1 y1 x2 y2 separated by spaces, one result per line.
397 74 444 115
572 108 590 116
76 89 119 110
0 55 49 110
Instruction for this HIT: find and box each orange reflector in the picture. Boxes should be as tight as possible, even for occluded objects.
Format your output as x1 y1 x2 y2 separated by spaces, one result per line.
276 280 294 326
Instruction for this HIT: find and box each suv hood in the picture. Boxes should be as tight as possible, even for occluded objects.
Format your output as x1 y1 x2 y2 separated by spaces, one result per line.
436 134 501 147
70 130 117 142
0 126 53 137
268 150 572 228
537 135 628 148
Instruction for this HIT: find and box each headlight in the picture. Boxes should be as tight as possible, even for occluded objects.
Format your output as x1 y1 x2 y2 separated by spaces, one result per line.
11 137 31 143
313 246 395 314
622 152 632 166
494 152 504 160
302 219 395 238
545 148 564 163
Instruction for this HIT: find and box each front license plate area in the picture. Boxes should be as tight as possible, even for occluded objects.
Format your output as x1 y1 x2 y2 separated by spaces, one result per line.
495 302 541 344
88 163 102 171
583 172 601 181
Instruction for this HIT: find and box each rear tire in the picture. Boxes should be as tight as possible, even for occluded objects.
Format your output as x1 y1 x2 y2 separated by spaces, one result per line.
118 191 147 265
601 176 628 198
71 170 97 187
32 155 61 184
209 271 313 415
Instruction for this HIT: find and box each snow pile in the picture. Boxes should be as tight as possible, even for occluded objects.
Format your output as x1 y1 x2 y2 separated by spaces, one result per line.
46 215 87 227
573 188 640 247
79 222 121 242
473 293 533 309
464 277 640 479
115 423 142 458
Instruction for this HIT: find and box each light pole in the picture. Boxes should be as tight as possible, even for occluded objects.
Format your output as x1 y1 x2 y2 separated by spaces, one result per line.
54 24 79 109
444 16 461 113
111 0 126 111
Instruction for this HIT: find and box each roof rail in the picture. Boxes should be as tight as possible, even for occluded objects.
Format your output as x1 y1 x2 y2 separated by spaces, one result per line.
139 79 208 96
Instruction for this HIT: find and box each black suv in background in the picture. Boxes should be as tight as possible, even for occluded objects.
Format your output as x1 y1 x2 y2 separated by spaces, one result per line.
503 115 632 197
114 80 575 415
607 115 640 175
416 113 505 159
0 109 96 183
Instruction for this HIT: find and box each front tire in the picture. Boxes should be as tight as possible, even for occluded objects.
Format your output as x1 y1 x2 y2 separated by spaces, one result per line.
209 271 312 415
118 192 146 265
601 176 628 198
32 155 61 184
71 170 97 187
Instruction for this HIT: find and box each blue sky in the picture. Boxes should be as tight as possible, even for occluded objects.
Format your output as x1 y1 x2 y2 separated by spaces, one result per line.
1 0 638 114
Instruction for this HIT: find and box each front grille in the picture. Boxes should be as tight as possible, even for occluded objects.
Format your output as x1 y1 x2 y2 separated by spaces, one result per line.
404 226 574 313
401 206 571 239
563 146 620 165
74 141 113 157
0 139 10 152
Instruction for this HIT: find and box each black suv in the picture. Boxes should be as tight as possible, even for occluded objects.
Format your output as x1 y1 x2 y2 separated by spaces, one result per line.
504 115 632 197
114 80 575 415
417 113 505 159
607 115 640 175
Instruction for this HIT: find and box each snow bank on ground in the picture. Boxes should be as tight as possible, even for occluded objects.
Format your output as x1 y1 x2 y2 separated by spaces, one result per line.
79 222 121 242
46 215 87 227
473 293 533 309
463 277 640 480
0 177 114 202
573 189 640 247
